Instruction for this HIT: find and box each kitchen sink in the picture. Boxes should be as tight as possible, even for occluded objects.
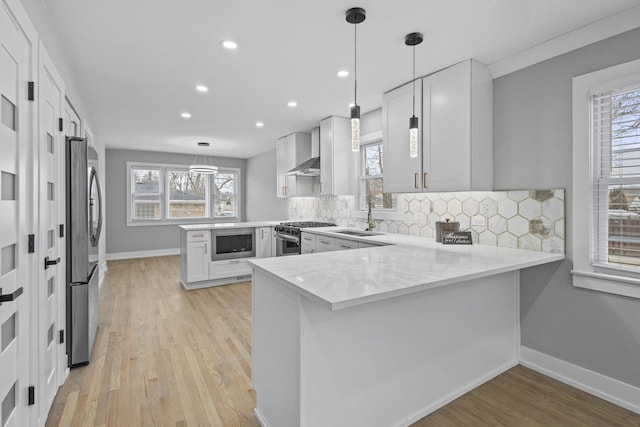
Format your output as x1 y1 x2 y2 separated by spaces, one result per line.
335 230 383 237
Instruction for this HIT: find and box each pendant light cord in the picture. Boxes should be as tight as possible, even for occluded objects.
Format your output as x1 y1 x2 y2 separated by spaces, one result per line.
412 45 416 116
354 22 358 105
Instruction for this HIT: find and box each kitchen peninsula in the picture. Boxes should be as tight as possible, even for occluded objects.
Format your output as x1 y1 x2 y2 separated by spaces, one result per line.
249 231 564 427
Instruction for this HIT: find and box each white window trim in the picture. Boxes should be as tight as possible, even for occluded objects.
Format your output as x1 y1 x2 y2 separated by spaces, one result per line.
572 57 640 300
352 131 402 221
126 161 242 226
165 167 210 220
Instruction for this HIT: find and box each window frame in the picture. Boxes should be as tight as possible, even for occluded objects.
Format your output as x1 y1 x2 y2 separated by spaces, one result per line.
572 57 640 300
126 162 241 226
352 131 402 221
166 168 210 220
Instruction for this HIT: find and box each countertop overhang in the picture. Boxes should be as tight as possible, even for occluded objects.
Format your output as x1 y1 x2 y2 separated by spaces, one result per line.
178 221 283 231
250 228 564 310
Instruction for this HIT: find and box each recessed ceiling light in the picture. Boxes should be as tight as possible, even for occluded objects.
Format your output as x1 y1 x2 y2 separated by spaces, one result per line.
181 112 192 118
222 40 238 50
195 85 208 92
256 122 264 128
337 70 349 78
288 101 297 108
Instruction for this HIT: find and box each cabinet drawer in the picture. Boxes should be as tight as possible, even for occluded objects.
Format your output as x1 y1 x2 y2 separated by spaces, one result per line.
316 237 335 252
187 230 210 242
335 238 358 251
210 259 252 280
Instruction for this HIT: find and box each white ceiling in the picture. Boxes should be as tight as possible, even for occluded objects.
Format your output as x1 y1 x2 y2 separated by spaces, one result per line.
43 0 640 158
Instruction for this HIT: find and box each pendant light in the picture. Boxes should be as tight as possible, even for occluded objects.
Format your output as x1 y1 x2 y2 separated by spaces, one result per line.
405 32 423 158
190 142 218 174
346 7 366 152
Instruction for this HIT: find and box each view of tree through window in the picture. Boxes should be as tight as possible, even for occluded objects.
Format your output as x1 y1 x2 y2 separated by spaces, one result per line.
213 172 237 217
597 85 640 266
167 170 208 218
360 142 395 209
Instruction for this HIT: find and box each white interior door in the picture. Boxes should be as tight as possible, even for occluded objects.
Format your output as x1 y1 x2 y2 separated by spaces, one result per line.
0 1 36 426
38 44 66 420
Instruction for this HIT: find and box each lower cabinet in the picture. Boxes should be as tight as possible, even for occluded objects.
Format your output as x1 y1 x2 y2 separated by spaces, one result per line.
186 241 210 282
256 227 274 258
301 232 386 254
301 232 317 254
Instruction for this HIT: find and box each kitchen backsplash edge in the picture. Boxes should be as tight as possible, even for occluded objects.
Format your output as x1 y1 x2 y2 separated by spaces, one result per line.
288 189 565 254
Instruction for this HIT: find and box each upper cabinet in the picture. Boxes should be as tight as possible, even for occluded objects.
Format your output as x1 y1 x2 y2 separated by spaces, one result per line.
383 59 493 193
276 132 312 198
319 116 353 195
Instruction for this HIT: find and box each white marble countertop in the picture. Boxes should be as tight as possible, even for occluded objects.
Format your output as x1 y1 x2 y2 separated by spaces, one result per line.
249 228 564 311
178 221 283 231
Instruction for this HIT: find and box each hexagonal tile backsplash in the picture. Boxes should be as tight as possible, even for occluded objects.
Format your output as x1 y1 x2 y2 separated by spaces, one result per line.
288 189 565 254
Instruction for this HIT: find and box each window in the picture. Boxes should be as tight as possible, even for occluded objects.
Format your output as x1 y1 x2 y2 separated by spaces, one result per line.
213 171 238 218
127 162 241 224
572 58 640 299
358 140 396 211
167 169 209 218
131 167 162 220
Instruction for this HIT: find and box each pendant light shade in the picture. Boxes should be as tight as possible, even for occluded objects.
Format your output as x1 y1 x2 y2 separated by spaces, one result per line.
405 32 423 158
346 7 366 152
190 142 218 174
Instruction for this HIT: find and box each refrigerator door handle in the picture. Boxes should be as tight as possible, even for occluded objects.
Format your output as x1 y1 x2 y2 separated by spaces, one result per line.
89 166 103 246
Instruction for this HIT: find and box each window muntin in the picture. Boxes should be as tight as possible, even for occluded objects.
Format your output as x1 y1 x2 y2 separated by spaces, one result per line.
131 167 162 220
167 169 209 218
593 85 640 270
358 141 396 210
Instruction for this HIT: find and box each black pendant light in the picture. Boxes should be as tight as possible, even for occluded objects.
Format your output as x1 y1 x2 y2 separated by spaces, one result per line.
346 7 366 152
405 32 423 158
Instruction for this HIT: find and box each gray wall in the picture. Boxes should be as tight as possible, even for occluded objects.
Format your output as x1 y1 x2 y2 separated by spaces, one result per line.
105 149 246 254
246 149 289 221
494 27 640 387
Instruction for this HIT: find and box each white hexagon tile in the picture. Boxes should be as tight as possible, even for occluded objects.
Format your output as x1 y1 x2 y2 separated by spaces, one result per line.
288 189 565 254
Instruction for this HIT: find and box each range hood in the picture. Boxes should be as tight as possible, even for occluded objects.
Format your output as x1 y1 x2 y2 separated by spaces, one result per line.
286 156 320 176
287 126 321 176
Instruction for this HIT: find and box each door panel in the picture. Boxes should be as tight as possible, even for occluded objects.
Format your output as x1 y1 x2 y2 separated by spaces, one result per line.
38 45 65 418
0 2 34 425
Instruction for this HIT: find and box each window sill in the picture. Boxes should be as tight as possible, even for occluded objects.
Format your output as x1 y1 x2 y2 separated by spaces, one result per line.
127 217 241 227
571 270 640 299
351 209 403 221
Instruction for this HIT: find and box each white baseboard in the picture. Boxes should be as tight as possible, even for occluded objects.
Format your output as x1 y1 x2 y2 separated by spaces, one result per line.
520 346 640 414
253 408 270 427
106 248 180 261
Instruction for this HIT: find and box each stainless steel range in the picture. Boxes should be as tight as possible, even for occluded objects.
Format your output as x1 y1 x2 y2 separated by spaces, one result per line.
274 221 336 256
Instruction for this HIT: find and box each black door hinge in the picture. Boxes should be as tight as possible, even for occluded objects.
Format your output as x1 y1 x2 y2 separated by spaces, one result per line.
28 82 34 101
59 330 64 344
59 224 64 238
58 118 63 132
28 234 35 253
28 386 35 405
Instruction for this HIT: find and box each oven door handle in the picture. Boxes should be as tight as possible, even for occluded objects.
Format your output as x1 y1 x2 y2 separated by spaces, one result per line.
276 234 300 244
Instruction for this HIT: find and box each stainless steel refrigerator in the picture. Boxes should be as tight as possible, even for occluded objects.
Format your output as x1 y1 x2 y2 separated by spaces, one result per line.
66 137 103 367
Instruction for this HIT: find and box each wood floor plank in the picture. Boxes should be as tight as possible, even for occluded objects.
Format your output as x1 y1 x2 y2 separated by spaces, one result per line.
45 255 640 427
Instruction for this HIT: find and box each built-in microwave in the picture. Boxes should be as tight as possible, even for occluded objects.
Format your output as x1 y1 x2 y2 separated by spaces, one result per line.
211 227 255 261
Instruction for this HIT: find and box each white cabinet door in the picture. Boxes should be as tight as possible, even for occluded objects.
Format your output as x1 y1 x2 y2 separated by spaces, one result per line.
301 232 316 254
320 116 353 195
276 133 312 198
187 241 209 282
256 227 273 258
383 80 423 193
423 61 470 191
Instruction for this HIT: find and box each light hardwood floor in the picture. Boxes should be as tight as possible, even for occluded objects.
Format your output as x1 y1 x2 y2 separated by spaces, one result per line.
46 256 640 426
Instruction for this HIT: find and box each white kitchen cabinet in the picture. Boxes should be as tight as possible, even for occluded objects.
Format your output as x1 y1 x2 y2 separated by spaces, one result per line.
383 59 492 193
276 132 312 198
319 116 354 195
256 227 273 258
335 238 358 251
301 232 317 254
185 231 211 283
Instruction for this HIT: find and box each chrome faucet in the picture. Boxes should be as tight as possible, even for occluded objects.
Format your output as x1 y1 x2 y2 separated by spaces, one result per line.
366 199 375 231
